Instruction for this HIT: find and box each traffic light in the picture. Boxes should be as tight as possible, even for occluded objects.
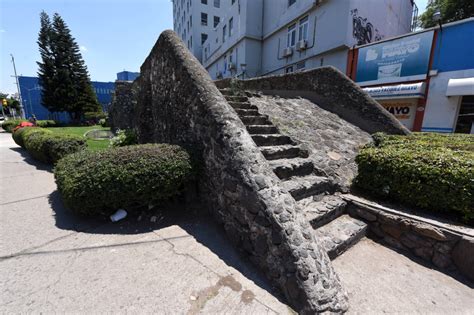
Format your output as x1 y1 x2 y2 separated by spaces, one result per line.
2 98 7 107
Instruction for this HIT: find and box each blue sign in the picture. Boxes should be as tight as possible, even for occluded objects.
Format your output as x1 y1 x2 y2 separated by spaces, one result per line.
356 31 434 86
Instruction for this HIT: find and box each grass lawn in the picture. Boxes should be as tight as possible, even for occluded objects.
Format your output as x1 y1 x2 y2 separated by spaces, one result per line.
46 125 111 151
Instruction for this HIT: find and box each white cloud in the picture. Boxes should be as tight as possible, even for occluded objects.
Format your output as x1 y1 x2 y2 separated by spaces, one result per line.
0 29 6 33
80 45 88 52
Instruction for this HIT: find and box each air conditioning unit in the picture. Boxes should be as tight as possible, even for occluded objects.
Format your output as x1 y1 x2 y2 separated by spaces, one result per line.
283 47 293 57
296 40 308 51
227 63 236 71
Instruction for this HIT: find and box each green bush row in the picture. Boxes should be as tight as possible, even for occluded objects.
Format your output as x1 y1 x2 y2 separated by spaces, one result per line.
2 119 27 132
12 127 86 164
2 119 56 132
54 144 193 217
355 133 474 221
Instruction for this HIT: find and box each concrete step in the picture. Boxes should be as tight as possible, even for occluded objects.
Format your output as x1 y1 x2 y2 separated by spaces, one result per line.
280 175 333 201
246 125 278 135
312 214 367 260
236 108 260 116
225 95 249 102
229 101 257 110
260 145 309 160
300 195 347 229
252 134 295 146
240 115 272 125
269 158 314 180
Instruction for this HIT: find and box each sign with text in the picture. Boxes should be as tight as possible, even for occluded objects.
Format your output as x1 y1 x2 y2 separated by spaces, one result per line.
356 31 434 86
379 99 418 130
363 82 426 100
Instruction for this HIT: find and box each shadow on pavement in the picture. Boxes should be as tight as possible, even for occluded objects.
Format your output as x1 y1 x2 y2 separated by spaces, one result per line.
9 147 52 172
48 189 287 305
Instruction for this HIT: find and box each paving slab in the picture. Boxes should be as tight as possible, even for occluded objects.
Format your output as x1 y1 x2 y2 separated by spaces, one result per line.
333 238 474 314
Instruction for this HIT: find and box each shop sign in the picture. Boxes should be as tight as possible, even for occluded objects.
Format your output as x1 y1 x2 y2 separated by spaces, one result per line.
363 82 426 100
379 99 417 130
356 31 434 86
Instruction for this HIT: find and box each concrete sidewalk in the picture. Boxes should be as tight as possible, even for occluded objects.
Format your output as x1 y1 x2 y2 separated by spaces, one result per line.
1 131 473 314
0 131 291 313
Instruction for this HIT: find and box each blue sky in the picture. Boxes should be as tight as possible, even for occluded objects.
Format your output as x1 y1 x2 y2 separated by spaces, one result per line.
0 0 429 95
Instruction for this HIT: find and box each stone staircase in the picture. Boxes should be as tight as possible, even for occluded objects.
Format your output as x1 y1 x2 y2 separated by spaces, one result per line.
220 88 367 260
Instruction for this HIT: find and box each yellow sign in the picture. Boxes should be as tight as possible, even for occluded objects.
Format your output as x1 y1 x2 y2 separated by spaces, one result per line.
379 99 417 130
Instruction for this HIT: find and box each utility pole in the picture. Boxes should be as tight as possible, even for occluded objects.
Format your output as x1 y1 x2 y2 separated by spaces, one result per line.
10 54 26 119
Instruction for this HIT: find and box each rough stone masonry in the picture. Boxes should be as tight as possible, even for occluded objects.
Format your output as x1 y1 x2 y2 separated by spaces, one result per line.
110 30 409 313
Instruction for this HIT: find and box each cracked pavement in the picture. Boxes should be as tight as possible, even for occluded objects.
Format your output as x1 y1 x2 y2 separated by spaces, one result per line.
0 132 291 313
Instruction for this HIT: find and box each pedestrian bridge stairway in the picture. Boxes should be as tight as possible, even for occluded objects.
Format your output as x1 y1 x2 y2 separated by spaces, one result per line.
219 88 368 260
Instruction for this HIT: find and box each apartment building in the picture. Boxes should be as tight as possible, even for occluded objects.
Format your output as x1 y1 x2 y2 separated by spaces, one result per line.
173 0 416 80
172 0 227 62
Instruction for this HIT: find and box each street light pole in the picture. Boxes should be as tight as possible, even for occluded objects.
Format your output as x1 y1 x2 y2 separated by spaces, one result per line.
10 54 26 119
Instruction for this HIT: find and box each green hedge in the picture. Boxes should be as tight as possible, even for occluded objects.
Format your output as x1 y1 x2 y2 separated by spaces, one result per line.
54 144 193 217
2 119 27 132
24 132 86 164
12 127 51 148
355 133 474 221
2 119 56 132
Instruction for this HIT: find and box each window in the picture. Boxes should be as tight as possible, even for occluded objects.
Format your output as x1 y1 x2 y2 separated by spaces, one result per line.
287 24 296 47
201 13 208 26
232 0 235 4
201 0 207 4
214 0 220 8
229 50 233 63
285 66 294 73
298 16 309 41
223 24 227 42
214 16 220 28
288 0 296 7
190 15 192 27
190 36 193 48
296 61 306 71
229 17 233 37
201 33 208 44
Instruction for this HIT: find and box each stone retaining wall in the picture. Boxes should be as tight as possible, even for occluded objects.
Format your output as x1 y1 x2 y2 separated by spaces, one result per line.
346 198 474 282
215 69 410 135
109 81 137 132
133 30 348 313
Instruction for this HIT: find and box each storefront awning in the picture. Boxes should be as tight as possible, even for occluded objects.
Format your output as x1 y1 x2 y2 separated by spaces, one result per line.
446 78 474 96
363 82 426 100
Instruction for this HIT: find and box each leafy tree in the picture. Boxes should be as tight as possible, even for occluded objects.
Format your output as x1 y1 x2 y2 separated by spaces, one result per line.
419 0 474 28
36 12 101 121
0 92 21 116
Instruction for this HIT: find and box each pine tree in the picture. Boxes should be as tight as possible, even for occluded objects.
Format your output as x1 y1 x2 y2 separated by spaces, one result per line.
36 12 101 121
51 13 101 121
37 11 60 112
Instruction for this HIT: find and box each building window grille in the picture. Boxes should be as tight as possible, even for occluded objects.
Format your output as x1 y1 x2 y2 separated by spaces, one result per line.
288 0 296 7
298 16 308 41
223 24 227 42
214 16 220 28
287 23 296 47
214 0 220 8
201 12 208 26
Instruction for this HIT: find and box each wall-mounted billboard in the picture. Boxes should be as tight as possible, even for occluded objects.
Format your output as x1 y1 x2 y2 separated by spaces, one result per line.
356 30 434 86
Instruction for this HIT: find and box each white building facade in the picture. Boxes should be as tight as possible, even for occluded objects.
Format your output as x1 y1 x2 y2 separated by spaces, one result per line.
173 0 415 79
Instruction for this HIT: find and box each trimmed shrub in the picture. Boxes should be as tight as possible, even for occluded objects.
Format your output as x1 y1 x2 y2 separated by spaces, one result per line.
12 127 51 148
2 119 27 132
355 133 474 221
36 120 57 128
25 132 87 164
54 144 193 217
